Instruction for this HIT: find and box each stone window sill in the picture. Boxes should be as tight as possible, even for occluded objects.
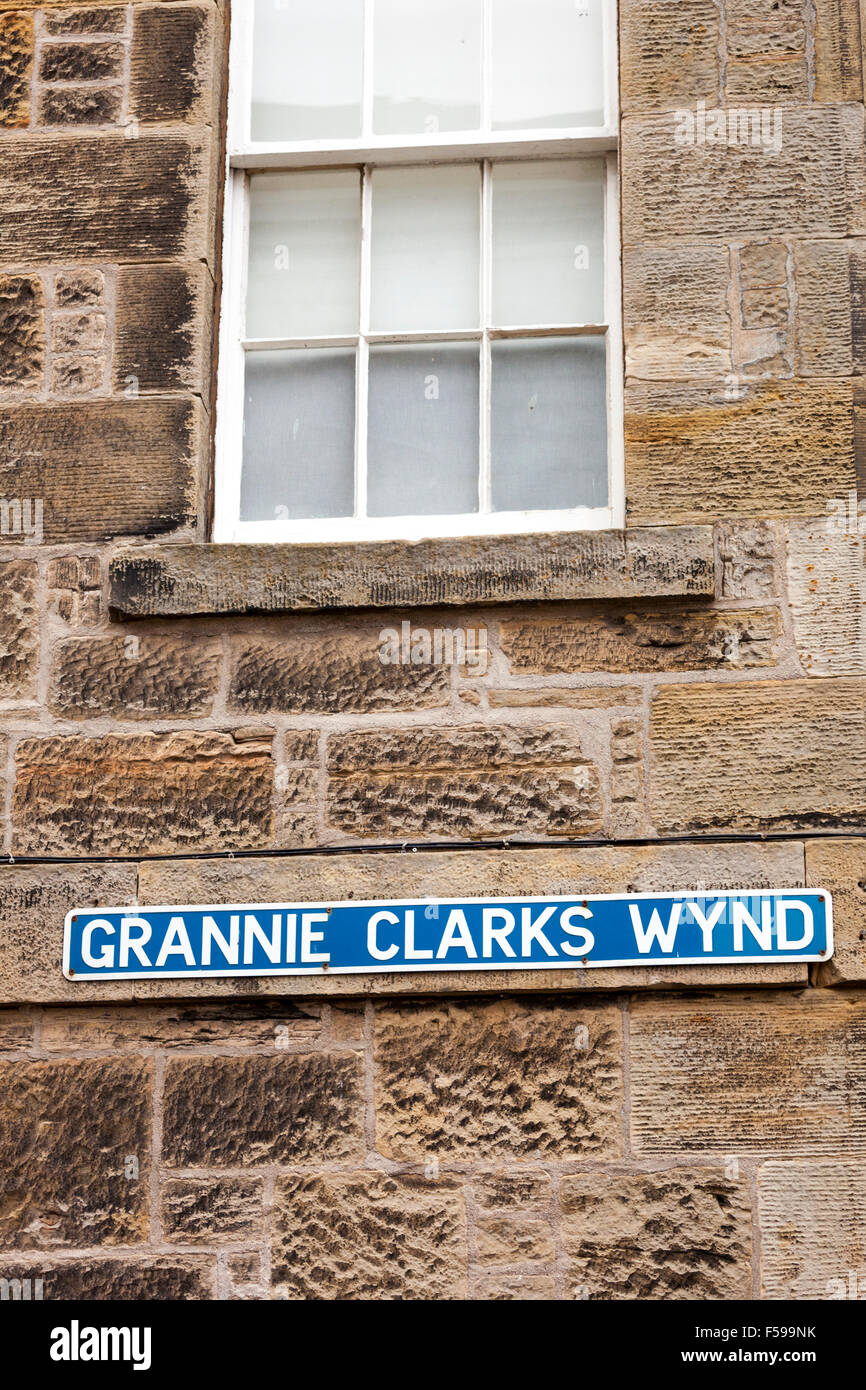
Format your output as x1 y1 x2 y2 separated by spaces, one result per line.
108 526 715 618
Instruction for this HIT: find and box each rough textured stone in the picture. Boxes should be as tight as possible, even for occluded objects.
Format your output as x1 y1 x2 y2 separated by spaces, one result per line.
49 633 222 719
795 240 855 375
326 723 603 840
51 351 105 393
562 1169 752 1300
272 1173 467 1300
52 310 105 354
55 268 103 306
809 839 866 986
477 1215 554 1265
488 687 643 709
814 0 864 101
44 7 128 35
41 999 323 1051
374 999 622 1161
0 11 33 127
0 1256 215 1301
109 528 717 617
718 521 778 598
0 274 43 387
12 730 274 855
626 380 856 523
786 520 865 675
131 3 215 123
631 992 866 1155
0 559 38 699
134 841 808 999
162 1054 364 1166
162 1178 264 1243
39 39 124 82
624 243 731 380
649 678 866 833
759 1160 866 1298
0 134 210 262
114 263 212 395
0 1057 150 1248
622 108 861 242
473 1171 552 1209
0 862 138 1005
0 399 202 541
39 87 123 131
619 0 720 112
725 55 809 102
0 1007 33 1053
228 628 450 714
501 607 783 675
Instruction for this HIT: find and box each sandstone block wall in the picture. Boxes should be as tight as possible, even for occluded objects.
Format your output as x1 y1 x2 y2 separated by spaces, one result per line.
0 0 863 1300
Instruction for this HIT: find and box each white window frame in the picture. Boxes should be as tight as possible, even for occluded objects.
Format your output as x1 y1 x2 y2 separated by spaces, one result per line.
214 0 623 545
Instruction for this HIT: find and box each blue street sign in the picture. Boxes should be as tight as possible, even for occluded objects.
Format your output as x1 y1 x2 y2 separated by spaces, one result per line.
63 889 833 981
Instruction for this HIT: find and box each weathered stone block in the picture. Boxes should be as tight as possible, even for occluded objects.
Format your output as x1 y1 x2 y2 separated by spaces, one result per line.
739 241 788 289
114 262 212 395
626 380 856 523
109 528 717 617
726 0 805 56
0 1057 150 1248
619 0 720 112
725 56 809 102
622 108 859 242
131 3 216 124
55 268 103 306
0 862 138 1005
374 999 622 1162
50 352 105 394
44 7 128 34
795 241 855 375
718 520 778 597
477 1216 554 1265
649 678 866 833
0 399 202 541
162 1054 364 1166
52 310 105 353
49 632 222 719
326 723 603 840
488 687 643 709
0 559 38 699
0 274 43 387
562 1169 752 1300
39 39 124 81
12 730 274 855
0 11 33 127
814 0 864 101
759 1160 866 1298
786 519 865 675
624 242 731 381
0 134 210 262
272 1173 467 1300
41 999 323 1051
162 1178 264 1243
0 1007 33 1052
473 1171 551 1209
0 1256 215 1300
808 839 866 985
631 993 866 1155
229 627 449 714
501 607 783 675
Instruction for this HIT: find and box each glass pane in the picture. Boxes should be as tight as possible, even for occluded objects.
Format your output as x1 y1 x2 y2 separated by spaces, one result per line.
241 349 356 521
491 337 607 511
373 0 482 135
492 160 605 325
251 0 363 141
491 0 605 130
246 171 360 339
367 343 479 516
370 166 480 331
